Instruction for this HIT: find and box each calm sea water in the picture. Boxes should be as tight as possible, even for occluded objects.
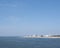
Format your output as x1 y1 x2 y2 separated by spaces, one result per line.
0 37 60 48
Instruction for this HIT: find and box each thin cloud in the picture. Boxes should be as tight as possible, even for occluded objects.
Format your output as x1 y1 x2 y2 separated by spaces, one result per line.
0 0 17 7
0 4 17 7
4 16 23 25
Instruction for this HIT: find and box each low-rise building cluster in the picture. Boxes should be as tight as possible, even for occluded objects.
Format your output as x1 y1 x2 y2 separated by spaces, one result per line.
24 35 60 38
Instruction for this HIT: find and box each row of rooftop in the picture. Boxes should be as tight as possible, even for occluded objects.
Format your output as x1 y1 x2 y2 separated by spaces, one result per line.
24 35 60 38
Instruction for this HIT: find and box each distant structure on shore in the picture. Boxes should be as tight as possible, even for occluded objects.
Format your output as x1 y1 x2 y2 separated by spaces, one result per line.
24 35 60 38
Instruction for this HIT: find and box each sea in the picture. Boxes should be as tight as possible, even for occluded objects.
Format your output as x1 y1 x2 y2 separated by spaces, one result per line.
0 37 60 48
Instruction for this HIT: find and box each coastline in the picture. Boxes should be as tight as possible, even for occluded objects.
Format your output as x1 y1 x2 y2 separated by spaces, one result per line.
24 35 60 38
24 37 60 38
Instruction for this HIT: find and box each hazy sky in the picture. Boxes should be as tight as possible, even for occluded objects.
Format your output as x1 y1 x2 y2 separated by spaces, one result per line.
0 0 60 36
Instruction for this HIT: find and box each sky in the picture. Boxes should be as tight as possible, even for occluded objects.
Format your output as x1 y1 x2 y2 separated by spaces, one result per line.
0 0 60 36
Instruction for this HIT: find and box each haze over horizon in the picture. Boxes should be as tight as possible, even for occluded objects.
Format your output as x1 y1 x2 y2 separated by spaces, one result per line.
0 0 60 36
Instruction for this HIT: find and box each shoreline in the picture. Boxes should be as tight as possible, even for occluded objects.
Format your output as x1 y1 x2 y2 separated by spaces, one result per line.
24 36 60 38
24 35 60 38
23 37 60 38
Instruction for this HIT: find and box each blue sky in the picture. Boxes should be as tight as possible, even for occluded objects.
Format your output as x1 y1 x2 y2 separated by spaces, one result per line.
0 0 60 36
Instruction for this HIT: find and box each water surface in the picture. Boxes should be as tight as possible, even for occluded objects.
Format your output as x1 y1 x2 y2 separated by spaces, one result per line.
0 37 60 48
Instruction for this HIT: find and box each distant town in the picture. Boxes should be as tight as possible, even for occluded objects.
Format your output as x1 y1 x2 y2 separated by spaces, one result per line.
24 35 60 38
